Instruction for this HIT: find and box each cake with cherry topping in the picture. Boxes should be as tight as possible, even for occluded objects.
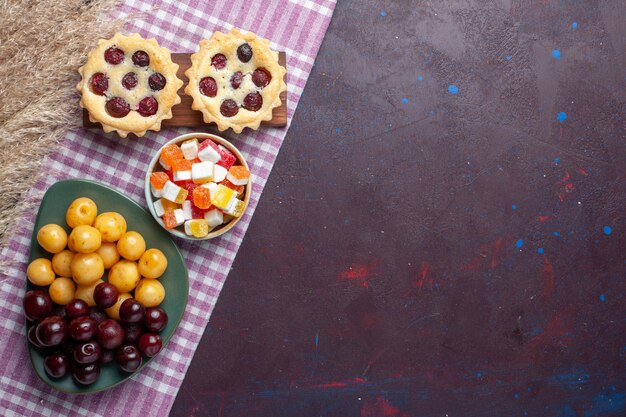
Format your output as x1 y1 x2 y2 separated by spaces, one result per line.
77 33 183 138
185 28 287 134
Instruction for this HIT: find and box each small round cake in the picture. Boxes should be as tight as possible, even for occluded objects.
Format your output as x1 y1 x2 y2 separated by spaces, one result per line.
185 28 287 134
77 33 183 138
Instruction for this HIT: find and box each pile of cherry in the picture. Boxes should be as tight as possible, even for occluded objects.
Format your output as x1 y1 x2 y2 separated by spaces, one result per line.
24 289 167 386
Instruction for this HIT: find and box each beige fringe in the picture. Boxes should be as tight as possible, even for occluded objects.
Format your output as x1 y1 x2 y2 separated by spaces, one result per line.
0 0 124 250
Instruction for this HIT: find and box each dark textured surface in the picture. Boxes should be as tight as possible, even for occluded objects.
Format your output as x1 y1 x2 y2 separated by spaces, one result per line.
170 1 625 416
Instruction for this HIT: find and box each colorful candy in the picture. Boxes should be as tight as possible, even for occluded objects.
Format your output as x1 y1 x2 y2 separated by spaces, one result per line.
184 219 210 238
226 165 250 186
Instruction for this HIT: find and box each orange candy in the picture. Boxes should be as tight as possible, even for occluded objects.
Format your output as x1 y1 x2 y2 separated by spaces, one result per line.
171 159 192 172
162 211 181 229
150 172 169 190
221 179 244 197
192 187 212 209
160 144 184 167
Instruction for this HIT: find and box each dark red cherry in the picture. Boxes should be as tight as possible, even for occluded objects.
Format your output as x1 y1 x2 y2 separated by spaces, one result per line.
73 341 102 364
115 344 142 372
137 96 158 117
28 326 43 348
123 323 144 343
93 283 118 309
104 47 124 65
89 307 108 325
252 68 271 87
89 73 108 95
119 298 145 324
230 71 243 89
44 352 69 378
132 50 150 67
23 290 53 322
138 333 162 357
99 349 115 364
69 316 97 341
106 97 130 118
148 72 166 91
121 72 138 90
199 77 217 97
144 307 168 333
220 99 239 117
211 53 227 69
36 316 66 347
66 299 89 319
72 362 100 385
97 318 125 350
237 43 252 63
243 92 263 111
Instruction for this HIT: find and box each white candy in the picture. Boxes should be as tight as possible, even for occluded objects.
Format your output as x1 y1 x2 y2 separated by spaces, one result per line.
153 198 166 217
191 161 213 184
213 164 228 182
197 142 220 163
204 208 223 227
169 209 185 228
182 200 193 220
162 181 183 202
173 170 192 182
158 157 170 171
201 182 219 197
150 184 163 198
181 139 199 160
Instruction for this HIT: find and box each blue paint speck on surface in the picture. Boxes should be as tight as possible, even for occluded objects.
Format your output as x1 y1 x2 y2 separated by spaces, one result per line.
514 393 520 400
314 331 319 349
552 49 561 59
554 157 561 165
554 231 560 236
557 111 568 123
572 22 578 29
476 372 482 378
506 55 512 61
511 204 517 210
599 294 606 302
515 239 524 249
417 75 423 81
380 10 387 17
584 392 626 417
603 226 613 235
448 84 459 94
335 127 341 134
537 247 544 254
557 404 577 417
402 97 409 105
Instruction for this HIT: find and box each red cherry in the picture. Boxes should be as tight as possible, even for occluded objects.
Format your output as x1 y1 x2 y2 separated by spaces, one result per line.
243 92 263 111
137 96 158 117
106 97 130 118
132 50 150 67
121 72 138 90
230 71 243 89
220 99 239 117
104 47 124 65
89 73 108 95
252 68 271 88
148 73 167 91
211 54 227 69
237 43 252 63
199 77 217 97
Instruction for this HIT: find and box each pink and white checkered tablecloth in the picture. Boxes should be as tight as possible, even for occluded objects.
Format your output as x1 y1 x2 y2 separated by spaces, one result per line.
0 1 335 415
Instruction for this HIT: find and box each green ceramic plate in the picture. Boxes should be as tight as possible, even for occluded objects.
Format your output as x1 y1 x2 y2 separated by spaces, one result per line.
26 179 189 394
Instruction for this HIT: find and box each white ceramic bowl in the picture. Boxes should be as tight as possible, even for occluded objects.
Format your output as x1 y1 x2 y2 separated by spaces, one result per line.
144 132 252 240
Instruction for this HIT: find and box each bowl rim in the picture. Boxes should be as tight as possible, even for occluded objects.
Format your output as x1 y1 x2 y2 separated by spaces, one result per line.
144 132 252 240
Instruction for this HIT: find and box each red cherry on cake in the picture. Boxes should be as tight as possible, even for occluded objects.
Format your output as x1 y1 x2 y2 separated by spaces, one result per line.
132 50 150 67
230 71 243 89
199 77 217 97
220 99 239 117
148 72 167 91
252 68 271 88
137 97 158 117
211 54 227 70
104 47 125 65
243 92 263 111
237 43 252 63
106 97 130 118
89 73 109 96
121 72 138 90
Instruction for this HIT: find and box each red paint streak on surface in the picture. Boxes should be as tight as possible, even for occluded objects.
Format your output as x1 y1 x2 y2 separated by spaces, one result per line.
576 166 590 176
527 310 572 350
538 215 550 222
542 256 555 298
293 241 304 255
402 262 437 298
314 377 366 389
339 261 378 288
361 397 408 417
463 237 508 272
556 171 574 202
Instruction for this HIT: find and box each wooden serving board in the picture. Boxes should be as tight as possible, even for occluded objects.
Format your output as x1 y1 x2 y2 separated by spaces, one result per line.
83 52 287 129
